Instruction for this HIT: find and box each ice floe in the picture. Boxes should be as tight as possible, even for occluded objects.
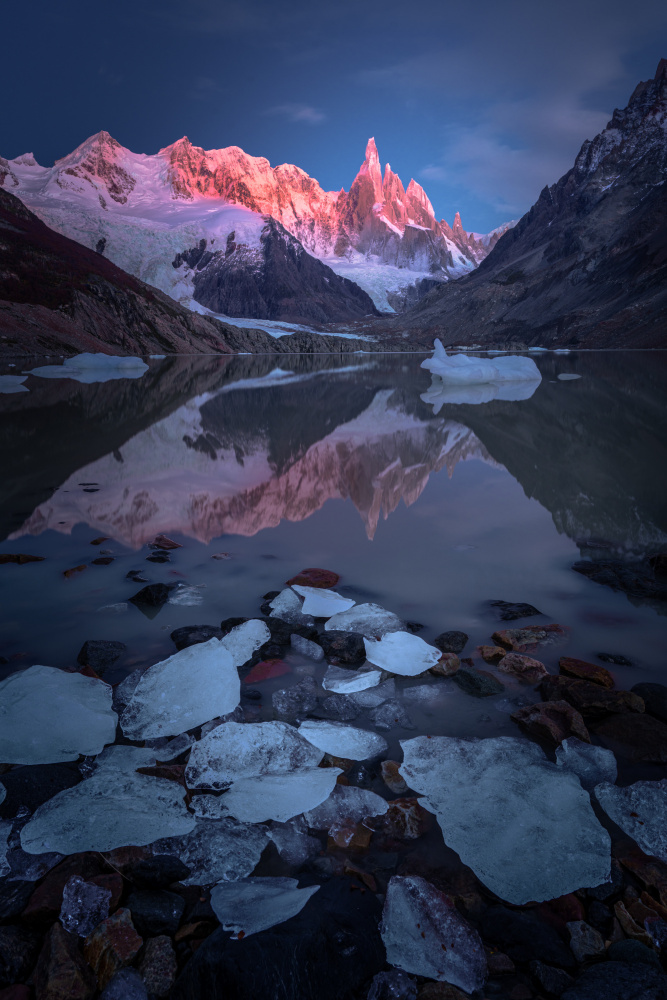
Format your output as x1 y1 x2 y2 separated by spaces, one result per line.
324 603 405 639
595 779 667 863
220 767 341 823
27 353 149 383
298 720 388 759
302 784 389 830
269 588 315 626
381 875 487 992
421 340 541 386
151 817 269 885
186 721 323 790
0 374 29 394
20 771 195 854
120 637 240 740
364 631 441 677
556 738 617 791
322 665 383 694
220 619 271 667
399 735 610 904
0 665 117 765
291 585 355 617
210 877 319 937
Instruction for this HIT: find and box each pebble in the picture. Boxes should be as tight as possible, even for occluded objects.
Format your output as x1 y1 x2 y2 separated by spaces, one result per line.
286 567 340 588
429 652 460 677
433 631 469 654
477 645 506 664
452 666 505 697
498 652 548 684
566 920 605 962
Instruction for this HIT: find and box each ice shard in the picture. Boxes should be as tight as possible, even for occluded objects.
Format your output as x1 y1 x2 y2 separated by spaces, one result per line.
324 604 405 639
210 877 319 937
298 720 388 760
595 779 667 863
151 818 268 885
291 585 355 617
303 784 389 830
556 738 617 791
322 665 383 694
364 632 441 677
269 589 315 626
220 767 341 824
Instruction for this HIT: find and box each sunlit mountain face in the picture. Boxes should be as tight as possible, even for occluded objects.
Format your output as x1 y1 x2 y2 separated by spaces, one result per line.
1 133 513 316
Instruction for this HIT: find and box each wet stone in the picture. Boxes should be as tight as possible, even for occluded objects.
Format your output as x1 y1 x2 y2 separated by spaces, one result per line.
77 640 126 674
272 676 318 719
83 907 143 991
498 652 549 684
433 631 469 654
129 855 191 889
598 653 634 666
489 600 543 621
286 567 340 588
33 922 96 1000
126 889 185 937
100 968 149 1000
0 926 41 988
593 711 667 762
369 700 415 730
290 634 324 660
512 700 590 744
316 693 361 721
631 682 667 723
244 659 291 684
559 657 615 689
129 584 173 609
477 645 506 664
566 920 605 962
139 935 177 998
430 652 460 676
318 631 367 665
170 625 223 651
493 625 568 651
529 961 574 998
453 665 505 697
381 761 409 795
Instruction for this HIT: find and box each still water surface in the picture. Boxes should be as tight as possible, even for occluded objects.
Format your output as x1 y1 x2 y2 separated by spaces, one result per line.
1 350 666 754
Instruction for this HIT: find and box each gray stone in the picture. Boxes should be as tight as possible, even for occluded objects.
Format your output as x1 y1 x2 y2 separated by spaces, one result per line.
452 666 505 697
101 967 149 1000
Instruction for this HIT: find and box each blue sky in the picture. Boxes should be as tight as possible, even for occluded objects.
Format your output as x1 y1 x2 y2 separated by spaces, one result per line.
2 0 665 232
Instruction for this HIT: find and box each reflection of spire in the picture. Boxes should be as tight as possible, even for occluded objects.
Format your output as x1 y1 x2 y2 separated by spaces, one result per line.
12 391 494 546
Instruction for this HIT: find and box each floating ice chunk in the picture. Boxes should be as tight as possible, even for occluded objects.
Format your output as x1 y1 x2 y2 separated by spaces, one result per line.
149 354 166 359
0 374 29 393
60 875 111 936
298 720 388 759
364 632 441 677
291 634 324 661
399 736 610 904
152 817 268 885
381 875 487 992
221 767 341 823
322 665 382 694
91 745 159 774
120 638 240 740
0 665 117 765
210 877 319 938
267 818 321 865
167 584 204 607
0 819 10 877
350 678 396 708
220 619 271 667
325 603 405 639
291 585 355 617
556 738 617 791
20 771 195 854
269 589 315 626
421 341 541 386
557 373 581 380
185 721 323 790
595 779 667 863
28 353 148 383
303 784 389 830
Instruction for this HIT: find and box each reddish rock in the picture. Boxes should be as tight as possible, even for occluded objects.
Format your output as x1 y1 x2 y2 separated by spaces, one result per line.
0 553 44 564
541 675 644 717
477 645 506 664
327 822 372 851
498 652 549 684
286 567 340 588
343 861 377 892
594 712 667 763
139 936 177 997
102 846 150 874
22 854 105 923
33 923 96 1000
380 760 408 794
511 700 590 744
430 652 460 677
152 534 182 550
380 798 430 840
243 659 291 684
615 841 667 909
63 565 87 579
559 656 615 689
83 908 142 990
492 624 568 651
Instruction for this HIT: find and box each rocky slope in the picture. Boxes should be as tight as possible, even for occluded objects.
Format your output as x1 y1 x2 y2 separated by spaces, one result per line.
0 189 370 355
398 60 667 348
0 134 509 316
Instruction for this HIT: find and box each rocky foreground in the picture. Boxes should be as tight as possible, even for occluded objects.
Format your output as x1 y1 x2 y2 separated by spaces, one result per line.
2 558 667 1000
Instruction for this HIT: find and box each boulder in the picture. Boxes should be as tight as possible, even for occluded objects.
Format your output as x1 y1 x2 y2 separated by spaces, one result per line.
512 700 590 744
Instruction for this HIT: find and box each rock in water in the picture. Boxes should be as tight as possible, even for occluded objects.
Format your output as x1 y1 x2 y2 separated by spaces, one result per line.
20 771 195 854
556 738 617 791
399 736 610 904
594 779 667 862
77 640 126 674
324 604 405 639
290 634 324 661
298 720 388 759
291 585 355 617
185 721 323 790
364 632 441 676
210 877 319 937
60 875 112 936
0 665 117 765
120 638 240 740
380 875 486 993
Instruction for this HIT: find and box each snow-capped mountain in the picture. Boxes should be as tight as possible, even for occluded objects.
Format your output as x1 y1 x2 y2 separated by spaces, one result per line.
0 133 511 318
